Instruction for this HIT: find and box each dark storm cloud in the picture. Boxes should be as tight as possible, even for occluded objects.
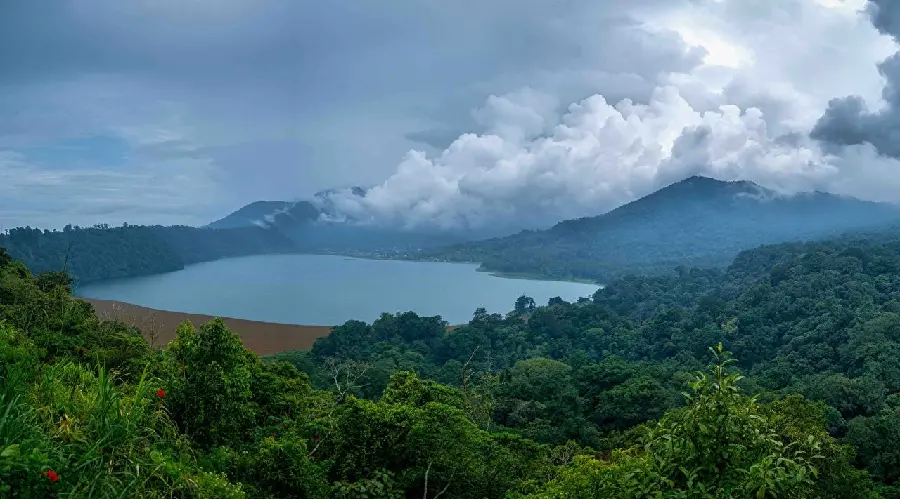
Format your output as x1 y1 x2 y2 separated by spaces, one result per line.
811 0 900 157
0 1 701 118
0 0 702 227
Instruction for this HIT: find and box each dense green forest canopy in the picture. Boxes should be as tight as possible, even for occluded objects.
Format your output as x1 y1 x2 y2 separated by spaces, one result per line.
0 224 298 284
0 220 487 285
279 230 900 496
4 224 900 496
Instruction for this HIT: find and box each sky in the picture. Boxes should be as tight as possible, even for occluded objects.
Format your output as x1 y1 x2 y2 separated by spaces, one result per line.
1 0 899 230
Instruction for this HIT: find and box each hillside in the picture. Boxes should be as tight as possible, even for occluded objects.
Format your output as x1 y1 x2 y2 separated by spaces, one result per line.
10 175 900 285
0 224 299 284
207 201 302 229
208 192 497 253
2 231 896 496
418 176 900 282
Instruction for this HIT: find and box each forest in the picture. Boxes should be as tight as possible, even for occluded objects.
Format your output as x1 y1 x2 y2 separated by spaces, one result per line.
0 221 477 286
0 224 298 284
4 226 900 496
415 177 900 283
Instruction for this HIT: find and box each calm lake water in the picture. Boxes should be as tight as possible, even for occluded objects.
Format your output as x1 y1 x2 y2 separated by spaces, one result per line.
75 254 599 326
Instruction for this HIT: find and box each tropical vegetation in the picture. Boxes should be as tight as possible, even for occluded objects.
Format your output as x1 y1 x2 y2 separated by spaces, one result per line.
5 222 900 495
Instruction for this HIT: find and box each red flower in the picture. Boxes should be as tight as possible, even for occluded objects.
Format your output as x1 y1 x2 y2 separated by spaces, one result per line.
45 470 59 483
156 389 166 398
313 433 319 441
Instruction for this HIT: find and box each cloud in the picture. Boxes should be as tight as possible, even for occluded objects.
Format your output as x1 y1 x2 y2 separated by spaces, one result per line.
317 86 842 231
2 0 897 231
0 0 706 228
811 0 900 155
318 0 900 232
0 130 225 229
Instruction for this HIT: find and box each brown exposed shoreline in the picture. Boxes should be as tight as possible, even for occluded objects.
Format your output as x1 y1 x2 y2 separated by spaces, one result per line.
81 298 333 356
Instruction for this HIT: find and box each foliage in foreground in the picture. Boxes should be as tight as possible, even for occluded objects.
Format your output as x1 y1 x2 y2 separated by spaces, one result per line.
523 346 873 498
281 232 900 496
0 242 888 497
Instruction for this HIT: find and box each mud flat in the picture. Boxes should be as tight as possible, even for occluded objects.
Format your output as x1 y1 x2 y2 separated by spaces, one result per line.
82 298 333 355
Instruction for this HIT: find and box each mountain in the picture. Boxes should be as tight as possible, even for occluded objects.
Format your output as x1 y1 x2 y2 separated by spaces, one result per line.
416 176 900 282
207 200 320 230
207 192 498 253
208 186 370 232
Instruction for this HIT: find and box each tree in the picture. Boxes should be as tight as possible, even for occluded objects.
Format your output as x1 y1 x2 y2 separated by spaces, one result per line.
162 319 257 449
845 408 900 485
328 372 547 498
547 297 567 307
514 295 536 315
322 357 371 403
525 345 875 498
0 247 11 268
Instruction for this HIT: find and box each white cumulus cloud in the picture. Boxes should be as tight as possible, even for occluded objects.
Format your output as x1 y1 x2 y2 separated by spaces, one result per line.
318 0 900 232
318 86 841 231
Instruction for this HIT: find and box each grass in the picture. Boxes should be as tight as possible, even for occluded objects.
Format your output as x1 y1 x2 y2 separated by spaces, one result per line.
0 354 242 498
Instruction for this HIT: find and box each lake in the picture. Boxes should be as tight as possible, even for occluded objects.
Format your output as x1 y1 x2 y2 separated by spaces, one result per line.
75 254 600 326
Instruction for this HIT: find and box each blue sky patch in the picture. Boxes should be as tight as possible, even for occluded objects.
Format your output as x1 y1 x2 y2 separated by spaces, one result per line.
18 135 128 169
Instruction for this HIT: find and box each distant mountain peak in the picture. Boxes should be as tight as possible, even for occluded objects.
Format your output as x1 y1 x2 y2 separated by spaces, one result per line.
207 200 319 230
596 176 769 221
435 173 900 283
679 174 723 184
667 175 763 192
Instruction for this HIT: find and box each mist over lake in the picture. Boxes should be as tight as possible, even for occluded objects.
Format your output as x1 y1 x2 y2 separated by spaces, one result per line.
75 254 599 326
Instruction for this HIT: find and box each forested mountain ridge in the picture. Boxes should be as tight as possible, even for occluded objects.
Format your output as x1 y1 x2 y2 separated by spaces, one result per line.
415 176 900 282
12 174 895 286
0 224 299 284
0 234 890 497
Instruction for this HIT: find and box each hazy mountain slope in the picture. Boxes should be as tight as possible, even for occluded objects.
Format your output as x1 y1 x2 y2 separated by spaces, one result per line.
207 200 318 230
208 187 369 232
293 223 497 253
418 176 900 282
207 193 500 253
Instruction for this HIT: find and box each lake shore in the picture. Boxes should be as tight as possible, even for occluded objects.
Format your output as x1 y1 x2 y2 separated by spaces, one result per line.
82 297 464 356
474 268 601 285
316 251 603 286
81 298 333 356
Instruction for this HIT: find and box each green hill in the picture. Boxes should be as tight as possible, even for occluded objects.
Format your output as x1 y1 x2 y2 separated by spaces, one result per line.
0 232 892 496
0 224 299 284
418 176 900 282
